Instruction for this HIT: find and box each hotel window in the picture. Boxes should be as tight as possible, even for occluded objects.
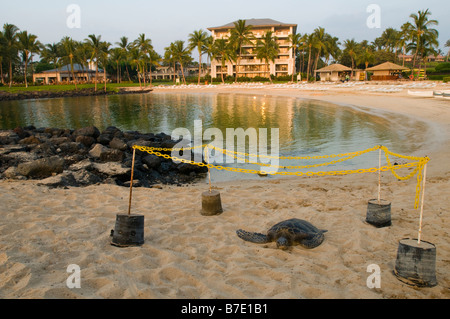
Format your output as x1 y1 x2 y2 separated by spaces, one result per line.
276 64 288 71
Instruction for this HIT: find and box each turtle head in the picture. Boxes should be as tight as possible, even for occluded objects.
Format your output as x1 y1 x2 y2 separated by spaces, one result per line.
276 237 290 250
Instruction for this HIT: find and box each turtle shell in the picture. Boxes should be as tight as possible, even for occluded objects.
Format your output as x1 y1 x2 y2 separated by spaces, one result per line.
267 218 326 247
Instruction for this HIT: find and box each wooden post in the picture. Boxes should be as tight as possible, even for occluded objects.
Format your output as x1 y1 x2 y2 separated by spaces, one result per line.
378 148 382 204
128 147 136 216
205 146 212 193
418 163 427 245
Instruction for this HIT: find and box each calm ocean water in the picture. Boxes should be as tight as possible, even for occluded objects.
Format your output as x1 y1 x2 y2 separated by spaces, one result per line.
0 92 430 181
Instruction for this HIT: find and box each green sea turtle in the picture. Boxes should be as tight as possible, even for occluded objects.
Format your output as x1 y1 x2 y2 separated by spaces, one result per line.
236 218 327 250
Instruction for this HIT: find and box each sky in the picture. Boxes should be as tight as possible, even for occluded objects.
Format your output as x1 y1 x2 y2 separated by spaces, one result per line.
1 0 449 61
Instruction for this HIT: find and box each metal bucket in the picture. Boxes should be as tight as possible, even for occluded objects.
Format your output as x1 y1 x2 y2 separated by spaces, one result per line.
111 214 145 247
394 238 437 287
366 199 391 228
201 190 223 216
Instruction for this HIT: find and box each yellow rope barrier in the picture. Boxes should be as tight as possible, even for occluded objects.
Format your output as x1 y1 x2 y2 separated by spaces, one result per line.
132 144 429 209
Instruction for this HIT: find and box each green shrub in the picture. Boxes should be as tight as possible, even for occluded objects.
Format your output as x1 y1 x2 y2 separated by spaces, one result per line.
274 75 292 81
427 74 447 81
444 77 450 83
252 76 270 82
435 62 450 72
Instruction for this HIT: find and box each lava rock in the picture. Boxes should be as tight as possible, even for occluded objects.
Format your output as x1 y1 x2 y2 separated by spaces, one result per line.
142 154 162 169
16 156 65 178
109 137 128 151
73 126 100 139
76 135 96 148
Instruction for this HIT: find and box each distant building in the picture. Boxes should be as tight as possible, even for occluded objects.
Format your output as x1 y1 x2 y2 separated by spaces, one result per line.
397 54 445 63
398 54 413 63
315 64 351 82
150 66 177 80
366 62 409 81
207 18 297 79
149 65 210 81
33 64 106 84
315 63 364 82
427 54 445 62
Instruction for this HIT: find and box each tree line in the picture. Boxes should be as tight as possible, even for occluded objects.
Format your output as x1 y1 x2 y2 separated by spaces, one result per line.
0 8 448 89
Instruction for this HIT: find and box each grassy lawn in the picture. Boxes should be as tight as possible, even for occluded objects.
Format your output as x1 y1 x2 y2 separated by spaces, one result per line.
0 82 144 93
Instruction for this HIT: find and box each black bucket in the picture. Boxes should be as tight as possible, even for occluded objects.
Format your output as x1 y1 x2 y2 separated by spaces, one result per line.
366 199 391 228
111 214 145 247
394 238 437 287
201 190 223 216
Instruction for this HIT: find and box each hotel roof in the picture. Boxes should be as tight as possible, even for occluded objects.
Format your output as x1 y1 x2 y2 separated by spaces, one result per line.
41 64 103 73
208 18 297 31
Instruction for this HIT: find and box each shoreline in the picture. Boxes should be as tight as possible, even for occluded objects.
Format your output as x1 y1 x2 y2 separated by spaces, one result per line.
153 82 450 178
1 84 449 299
0 86 153 101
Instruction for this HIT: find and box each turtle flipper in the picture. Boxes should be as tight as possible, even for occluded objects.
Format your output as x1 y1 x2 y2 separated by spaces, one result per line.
236 230 270 244
299 232 325 249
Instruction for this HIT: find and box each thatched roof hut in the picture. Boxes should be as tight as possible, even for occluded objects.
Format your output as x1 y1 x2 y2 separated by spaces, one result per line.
365 62 410 72
366 62 410 80
315 64 352 73
315 64 362 81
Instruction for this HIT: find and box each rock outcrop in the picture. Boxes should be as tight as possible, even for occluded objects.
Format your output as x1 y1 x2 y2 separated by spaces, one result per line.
0 126 208 188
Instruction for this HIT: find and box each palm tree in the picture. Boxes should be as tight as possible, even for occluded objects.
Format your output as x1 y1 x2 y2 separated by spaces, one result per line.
255 31 279 83
312 27 328 79
0 31 4 84
304 33 316 80
379 28 400 53
213 38 235 83
133 34 153 87
129 48 144 89
98 41 111 92
407 32 439 78
61 36 78 89
357 47 375 80
288 33 303 82
397 23 413 66
18 31 42 87
110 48 123 83
116 36 132 82
147 49 161 85
324 36 341 65
188 29 209 85
407 9 439 77
164 44 177 84
230 19 254 82
85 34 102 91
343 39 358 79
170 40 192 85
75 42 91 83
203 36 215 83
297 33 308 78
42 43 62 84
2 23 19 88
445 40 450 62
0 55 3 85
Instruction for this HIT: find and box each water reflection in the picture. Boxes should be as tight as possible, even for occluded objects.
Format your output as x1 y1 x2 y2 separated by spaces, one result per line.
0 92 427 159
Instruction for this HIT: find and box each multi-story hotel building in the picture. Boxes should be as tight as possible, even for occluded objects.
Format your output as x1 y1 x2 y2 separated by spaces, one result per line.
207 19 298 79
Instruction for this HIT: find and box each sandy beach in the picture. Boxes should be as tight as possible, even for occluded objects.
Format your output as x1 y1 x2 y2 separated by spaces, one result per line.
1 82 449 299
